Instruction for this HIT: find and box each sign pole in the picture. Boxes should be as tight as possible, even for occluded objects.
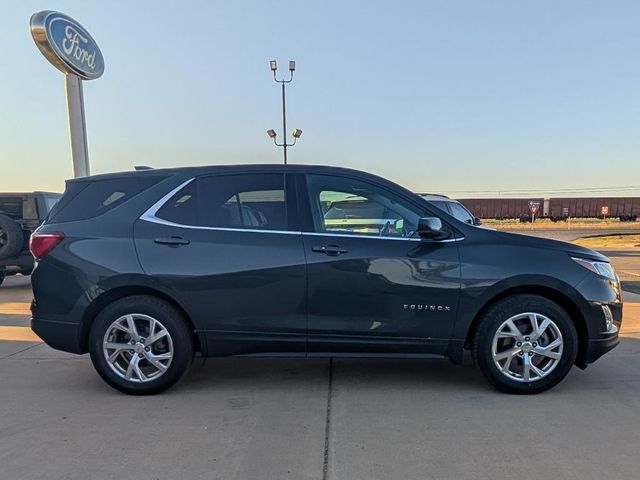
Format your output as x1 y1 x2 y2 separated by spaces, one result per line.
31 10 104 179
64 74 90 177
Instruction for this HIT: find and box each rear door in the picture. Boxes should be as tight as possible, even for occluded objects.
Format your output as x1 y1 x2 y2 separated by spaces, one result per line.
299 173 461 356
134 172 307 356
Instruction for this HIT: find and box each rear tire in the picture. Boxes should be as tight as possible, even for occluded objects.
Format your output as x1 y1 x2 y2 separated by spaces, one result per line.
472 294 578 394
0 215 23 260
89 295 194 395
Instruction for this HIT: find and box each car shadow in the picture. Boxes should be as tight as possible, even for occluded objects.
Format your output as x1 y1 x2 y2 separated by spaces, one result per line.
174 336 640 396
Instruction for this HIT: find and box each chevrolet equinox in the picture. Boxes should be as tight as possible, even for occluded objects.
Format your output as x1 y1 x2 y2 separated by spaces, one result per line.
30 165 622 395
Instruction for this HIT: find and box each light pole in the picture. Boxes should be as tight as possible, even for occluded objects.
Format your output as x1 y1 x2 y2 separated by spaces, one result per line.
267 59 302 164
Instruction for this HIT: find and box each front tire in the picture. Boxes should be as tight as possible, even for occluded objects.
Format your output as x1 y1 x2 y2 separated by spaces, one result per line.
89 295 194 395
472 294 578 394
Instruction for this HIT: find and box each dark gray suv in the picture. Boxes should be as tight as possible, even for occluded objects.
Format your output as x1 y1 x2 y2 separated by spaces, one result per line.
30 165 622 395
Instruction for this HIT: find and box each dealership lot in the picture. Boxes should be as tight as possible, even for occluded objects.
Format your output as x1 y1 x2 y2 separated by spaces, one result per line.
2 255 640 480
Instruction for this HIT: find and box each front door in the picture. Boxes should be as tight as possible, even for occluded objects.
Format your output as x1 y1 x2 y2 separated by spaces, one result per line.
134 172 307 356
299 173 461 355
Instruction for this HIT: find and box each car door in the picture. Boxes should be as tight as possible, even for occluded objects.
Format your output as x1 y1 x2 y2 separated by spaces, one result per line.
299 172 461 355
134 172 307 356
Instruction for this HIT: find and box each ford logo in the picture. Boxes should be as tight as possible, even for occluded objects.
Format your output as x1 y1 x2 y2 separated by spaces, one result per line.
30 11 104 80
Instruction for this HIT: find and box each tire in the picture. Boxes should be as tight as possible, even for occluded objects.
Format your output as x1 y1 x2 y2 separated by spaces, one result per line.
0 214 24 260
472 294 578 394
89 295 194 395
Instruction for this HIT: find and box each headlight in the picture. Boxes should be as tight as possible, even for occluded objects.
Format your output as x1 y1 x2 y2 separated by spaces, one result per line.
572 257 617 281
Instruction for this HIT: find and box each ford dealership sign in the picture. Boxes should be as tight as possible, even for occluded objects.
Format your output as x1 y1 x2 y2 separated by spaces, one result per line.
30 11 104 80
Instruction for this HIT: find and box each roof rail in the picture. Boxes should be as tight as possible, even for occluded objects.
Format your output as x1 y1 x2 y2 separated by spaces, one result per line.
417 192 450 199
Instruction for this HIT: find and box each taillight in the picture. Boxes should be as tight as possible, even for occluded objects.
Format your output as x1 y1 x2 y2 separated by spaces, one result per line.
29 232 65 260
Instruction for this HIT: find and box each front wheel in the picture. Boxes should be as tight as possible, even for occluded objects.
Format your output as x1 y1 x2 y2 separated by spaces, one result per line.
472 295 578 394
89 295 194 395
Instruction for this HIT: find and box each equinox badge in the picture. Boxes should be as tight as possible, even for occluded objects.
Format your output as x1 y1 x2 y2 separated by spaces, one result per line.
404 304 451 311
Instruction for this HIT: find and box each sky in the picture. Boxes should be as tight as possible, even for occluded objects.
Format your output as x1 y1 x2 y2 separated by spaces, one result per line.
1 0 639 197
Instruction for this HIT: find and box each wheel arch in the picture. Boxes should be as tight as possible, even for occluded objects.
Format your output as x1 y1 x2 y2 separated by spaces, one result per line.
79 285 203 354
464 285 589 367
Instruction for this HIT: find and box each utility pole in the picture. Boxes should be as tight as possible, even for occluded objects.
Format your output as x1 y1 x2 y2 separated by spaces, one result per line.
267 59 302 164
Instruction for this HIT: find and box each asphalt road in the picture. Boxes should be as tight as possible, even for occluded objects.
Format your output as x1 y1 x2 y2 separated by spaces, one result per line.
2 257 640 479
501 227 640 242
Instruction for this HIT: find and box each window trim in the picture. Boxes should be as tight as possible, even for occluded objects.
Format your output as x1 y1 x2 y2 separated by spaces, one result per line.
139 174 463 243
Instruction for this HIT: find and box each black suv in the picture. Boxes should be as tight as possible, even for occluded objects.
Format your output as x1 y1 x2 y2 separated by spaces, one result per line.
30 165 622 395
0 192 60 285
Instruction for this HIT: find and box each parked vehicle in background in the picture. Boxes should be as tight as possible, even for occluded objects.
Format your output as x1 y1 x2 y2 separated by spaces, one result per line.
420 194 482 226
0 192 61 286
30 165 621 395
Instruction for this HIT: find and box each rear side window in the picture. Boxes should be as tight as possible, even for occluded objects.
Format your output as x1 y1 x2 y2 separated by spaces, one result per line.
42 195 61 214
49 176 166 223
449 202 475 224
155 174 287 231
428 200 451 215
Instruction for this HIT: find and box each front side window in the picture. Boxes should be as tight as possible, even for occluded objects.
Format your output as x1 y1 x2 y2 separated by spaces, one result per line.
306 174 422 238
156 173 287 230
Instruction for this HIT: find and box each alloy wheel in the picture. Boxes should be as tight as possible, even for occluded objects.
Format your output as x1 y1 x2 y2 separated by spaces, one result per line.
491 312 563 382
102 313 174 383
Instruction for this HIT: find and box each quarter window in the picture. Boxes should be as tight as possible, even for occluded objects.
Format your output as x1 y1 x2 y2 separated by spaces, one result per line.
306 174 422 238
49 176 167 223
156 174 288 230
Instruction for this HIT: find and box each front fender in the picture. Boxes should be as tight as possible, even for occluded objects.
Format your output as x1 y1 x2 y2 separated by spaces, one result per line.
452 274 591 341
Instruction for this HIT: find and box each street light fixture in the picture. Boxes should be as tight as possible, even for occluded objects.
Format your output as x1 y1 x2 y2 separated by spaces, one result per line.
267 59 302 165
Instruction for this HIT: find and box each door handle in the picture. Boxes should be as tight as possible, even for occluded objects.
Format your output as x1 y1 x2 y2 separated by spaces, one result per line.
312 244 348 256
154 236 190 246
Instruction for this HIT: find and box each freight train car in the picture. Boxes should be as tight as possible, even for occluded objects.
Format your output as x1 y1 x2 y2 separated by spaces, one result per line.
458 198 544 220
548 197 640 219
457 197 640 221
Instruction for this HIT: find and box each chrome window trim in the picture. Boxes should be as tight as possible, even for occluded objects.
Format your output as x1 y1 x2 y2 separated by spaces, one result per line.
140 178 195 221
302 231 421 242
302 232 463 242
139 177 463 242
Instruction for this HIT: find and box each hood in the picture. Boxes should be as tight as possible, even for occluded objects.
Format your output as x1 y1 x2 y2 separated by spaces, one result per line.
487 230 609 262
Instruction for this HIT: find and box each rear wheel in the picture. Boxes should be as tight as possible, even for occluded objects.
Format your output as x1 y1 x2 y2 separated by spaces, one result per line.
472 295 578 394
89 295 194 395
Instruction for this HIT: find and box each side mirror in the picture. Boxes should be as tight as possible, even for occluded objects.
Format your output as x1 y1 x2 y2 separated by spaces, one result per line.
474 217 482 226
417 217 450 240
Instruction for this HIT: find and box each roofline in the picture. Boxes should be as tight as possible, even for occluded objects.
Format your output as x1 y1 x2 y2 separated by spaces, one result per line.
66 163 397 185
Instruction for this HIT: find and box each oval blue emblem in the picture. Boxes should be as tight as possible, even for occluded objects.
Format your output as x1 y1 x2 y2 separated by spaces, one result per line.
30 11 104 80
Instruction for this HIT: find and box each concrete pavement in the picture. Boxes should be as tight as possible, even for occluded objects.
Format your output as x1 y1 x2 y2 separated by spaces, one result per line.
2 272 640 480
